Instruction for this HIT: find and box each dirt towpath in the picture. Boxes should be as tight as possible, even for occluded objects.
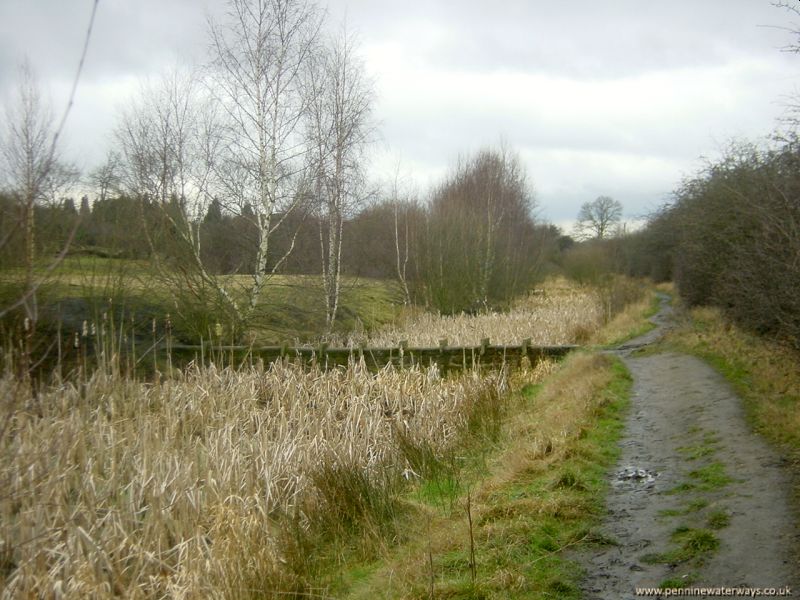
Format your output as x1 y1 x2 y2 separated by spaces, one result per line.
577 295 799 598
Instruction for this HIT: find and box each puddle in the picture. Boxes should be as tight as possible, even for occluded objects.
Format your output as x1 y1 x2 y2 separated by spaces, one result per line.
615 466 658 486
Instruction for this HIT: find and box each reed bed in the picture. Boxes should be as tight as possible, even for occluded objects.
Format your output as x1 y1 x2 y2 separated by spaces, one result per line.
0 361 506 598
348 282 605 348
0 278 622 597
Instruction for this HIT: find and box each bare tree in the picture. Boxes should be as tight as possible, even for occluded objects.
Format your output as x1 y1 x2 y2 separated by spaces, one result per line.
116 69 242 331
388 171 418 306
1 65 56 285
421 146 538 313
87 150 123 202
774 1 800 53
306 26 374 327
574 195 623 240
0 1 97 377
208 0 324 322
0 64 82 376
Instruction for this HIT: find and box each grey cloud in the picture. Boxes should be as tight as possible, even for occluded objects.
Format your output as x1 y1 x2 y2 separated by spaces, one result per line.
2 0 798 227
0 0 214 88
332 0 795 77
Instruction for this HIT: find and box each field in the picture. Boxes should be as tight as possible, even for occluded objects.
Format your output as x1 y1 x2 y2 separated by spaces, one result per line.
0 256 403 346
0 271 652 598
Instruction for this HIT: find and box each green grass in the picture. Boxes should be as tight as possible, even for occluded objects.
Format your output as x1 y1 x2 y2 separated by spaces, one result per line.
2 257 404 382
642 527 720 565
688 462 734 490
1 257 403 346
658 498 709 518
677 443 716 461
665 482 697 495
665 462 733 496
673 527 720 560
333 353 633 599
707 510 731 530
659 574 697 589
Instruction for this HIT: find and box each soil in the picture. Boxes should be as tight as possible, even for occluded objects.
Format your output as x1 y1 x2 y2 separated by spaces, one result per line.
576 294 799 598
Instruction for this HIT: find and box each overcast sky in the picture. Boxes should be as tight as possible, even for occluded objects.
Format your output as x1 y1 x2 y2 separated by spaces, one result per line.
1 0 798 228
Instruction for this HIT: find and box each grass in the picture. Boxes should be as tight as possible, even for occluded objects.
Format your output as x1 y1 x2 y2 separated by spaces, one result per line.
659 574 697 589
665 460 734 497
588 285 658 348
688 462 735 490
337 352 633 599
1 255 404 346
0 265 655 597
707 510 731 530
642 527 720 566
677 443 716 461
660 301 800 457
658 499 710 518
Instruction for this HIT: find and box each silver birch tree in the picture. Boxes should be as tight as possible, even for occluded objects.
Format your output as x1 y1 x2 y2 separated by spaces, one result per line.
208 0 323 322
306 26 374 328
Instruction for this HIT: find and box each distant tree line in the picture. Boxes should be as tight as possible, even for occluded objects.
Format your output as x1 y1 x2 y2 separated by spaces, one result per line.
1 145 559 318
0 0 566 350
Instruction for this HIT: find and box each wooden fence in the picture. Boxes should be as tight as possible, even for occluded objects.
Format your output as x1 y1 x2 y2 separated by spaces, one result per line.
168 338 578 372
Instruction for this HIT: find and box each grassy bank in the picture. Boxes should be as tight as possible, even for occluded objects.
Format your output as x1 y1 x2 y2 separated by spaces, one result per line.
336 352 632 599
661 302 800 457
0 255 403 348
588 285 659 348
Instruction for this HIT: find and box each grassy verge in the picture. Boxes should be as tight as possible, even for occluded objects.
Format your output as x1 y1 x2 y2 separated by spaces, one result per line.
589 287 660 348
329 352 632 599
661 304 800 457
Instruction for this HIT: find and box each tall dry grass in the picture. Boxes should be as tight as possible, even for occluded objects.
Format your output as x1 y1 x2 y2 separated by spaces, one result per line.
0 361 505 598
343 279 606 348
0 276 642 597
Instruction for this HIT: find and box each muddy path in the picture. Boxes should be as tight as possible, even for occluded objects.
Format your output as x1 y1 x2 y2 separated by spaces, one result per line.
577 294 799 598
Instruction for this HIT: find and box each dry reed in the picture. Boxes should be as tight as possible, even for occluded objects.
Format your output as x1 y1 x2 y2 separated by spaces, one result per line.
0 361 503 598
344 280 605 348
0 277 623 598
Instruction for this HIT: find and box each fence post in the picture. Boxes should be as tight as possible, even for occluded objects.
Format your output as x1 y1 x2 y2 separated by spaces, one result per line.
521 338 531 367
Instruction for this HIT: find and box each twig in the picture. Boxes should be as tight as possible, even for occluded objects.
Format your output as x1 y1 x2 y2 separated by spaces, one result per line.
528 533 591 565
465 490 477 588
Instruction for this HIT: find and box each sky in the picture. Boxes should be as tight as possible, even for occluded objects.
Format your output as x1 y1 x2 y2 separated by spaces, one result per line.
1 0 798 229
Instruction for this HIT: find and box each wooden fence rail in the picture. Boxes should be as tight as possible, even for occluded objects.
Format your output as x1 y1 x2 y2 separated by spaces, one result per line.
167 338 578 373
